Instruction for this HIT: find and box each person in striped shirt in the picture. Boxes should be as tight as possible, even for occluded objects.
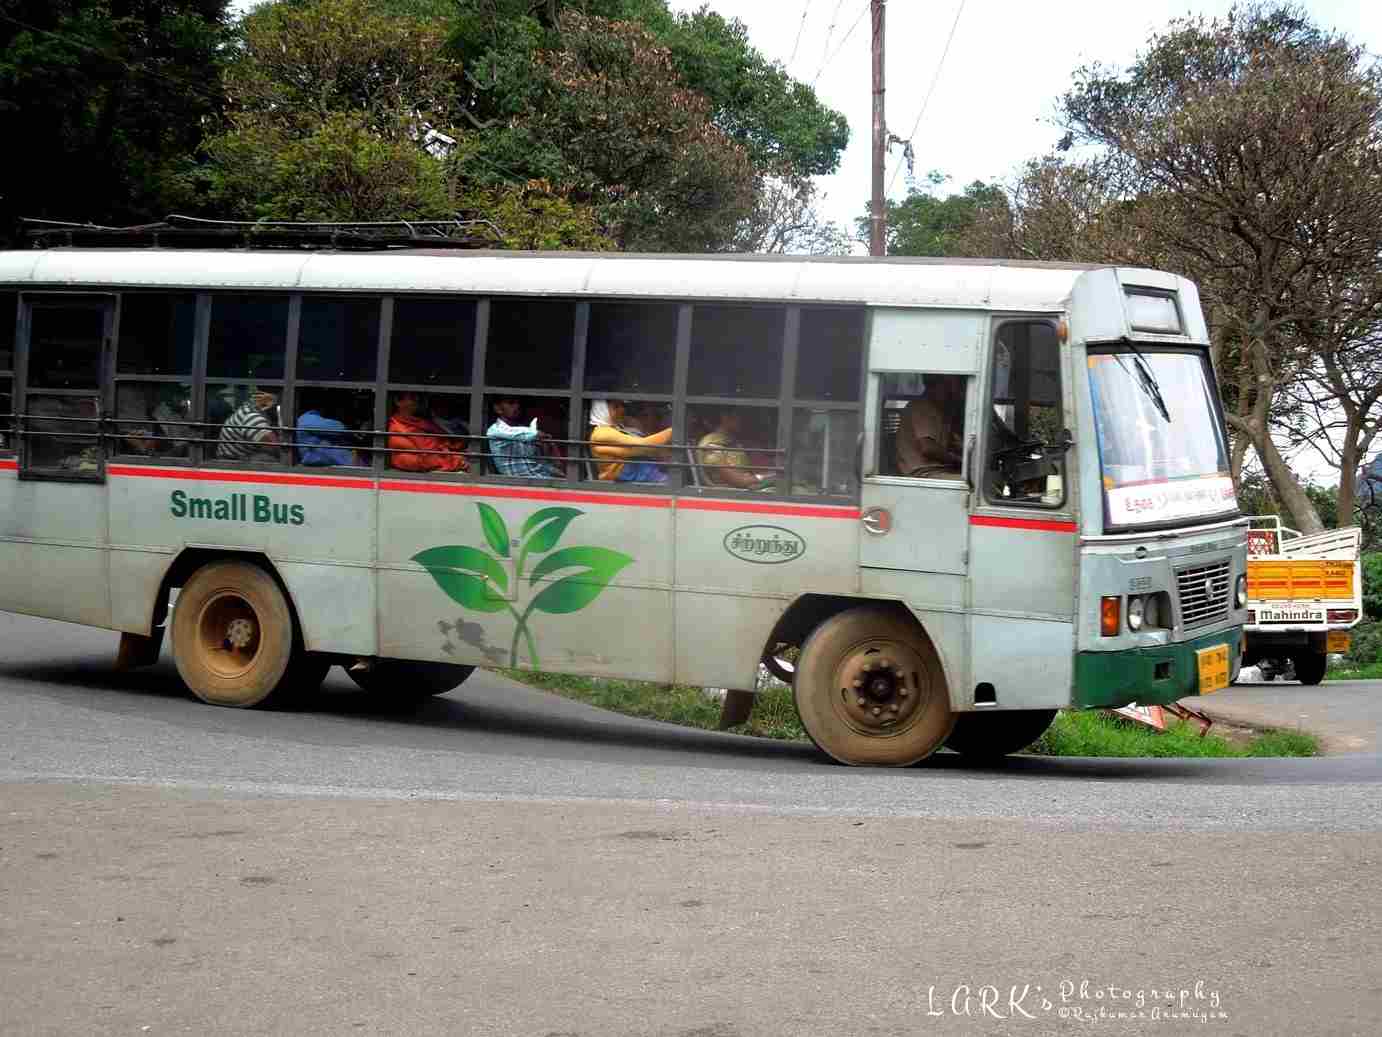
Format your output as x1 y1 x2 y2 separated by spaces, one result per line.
217 391 281 462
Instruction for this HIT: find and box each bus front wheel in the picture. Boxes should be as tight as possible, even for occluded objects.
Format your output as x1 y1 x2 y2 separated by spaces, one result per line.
172 561 295 708
347 660 475 701
944 709 1058 759
793 607 955 766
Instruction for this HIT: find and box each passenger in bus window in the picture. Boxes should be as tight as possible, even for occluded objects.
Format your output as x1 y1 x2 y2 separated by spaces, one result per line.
116 383 159 456
697 407 773 489
296 391 358 467
217 391 281 462
895 376 964 479
387 391 468 473
487 396 561 478
589 399 671 483
152 386 192 457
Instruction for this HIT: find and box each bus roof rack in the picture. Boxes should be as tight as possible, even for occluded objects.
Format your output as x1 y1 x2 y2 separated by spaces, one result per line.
20 214 503 251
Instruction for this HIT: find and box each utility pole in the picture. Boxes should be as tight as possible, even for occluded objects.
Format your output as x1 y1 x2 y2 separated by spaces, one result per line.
869 0 887 257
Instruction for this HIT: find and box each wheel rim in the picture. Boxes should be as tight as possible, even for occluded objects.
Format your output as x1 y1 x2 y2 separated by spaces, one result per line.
829 636 933 737
195 590 263 680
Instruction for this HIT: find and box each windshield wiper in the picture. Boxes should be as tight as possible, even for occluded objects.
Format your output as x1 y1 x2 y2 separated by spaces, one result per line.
1115 340 1172 424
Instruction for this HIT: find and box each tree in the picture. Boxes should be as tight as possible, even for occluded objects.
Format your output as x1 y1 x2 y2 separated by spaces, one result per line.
530 12 756 251
0 0 231 245
1059 3 1382 535
444 0 848 251
858 172 1008 257
191 0 612 248
738 178 849 255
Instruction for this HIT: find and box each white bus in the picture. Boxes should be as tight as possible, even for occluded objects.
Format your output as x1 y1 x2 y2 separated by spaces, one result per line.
0 242 1247 765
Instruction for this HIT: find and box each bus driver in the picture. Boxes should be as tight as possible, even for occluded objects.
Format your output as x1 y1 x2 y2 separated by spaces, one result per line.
895 376 964 479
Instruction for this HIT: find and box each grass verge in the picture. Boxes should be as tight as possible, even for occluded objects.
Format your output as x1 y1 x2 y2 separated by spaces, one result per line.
498 669 808 741
1027 709 1317 758
1327 662 1382 681
496 670 1318 757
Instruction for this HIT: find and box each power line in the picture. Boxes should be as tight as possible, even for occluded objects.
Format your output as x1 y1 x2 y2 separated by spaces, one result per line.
812 0 869 88
887 0 967 194
787 1 812 69
810 0 848 86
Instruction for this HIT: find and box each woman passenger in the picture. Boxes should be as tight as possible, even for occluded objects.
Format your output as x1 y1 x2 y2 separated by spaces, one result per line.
588 399 672 483
387 391 469 473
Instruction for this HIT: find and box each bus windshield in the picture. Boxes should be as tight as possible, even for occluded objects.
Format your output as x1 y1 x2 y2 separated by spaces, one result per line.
1088 349 1237 529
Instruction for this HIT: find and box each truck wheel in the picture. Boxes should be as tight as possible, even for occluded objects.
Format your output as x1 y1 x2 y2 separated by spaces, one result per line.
793 607 955 766
1292 651 1327 686
944 709 1058 759
172 561 294 708
348 660 475 701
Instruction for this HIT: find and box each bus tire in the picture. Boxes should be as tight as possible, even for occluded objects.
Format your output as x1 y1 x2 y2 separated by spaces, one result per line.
172 561 295 708
944 709 1058 759
347 660 475 701
274 652 333 702
1292 651 1326 686
793 607 955 766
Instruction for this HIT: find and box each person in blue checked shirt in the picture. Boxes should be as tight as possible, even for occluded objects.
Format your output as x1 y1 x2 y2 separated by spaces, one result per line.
486 396 562 478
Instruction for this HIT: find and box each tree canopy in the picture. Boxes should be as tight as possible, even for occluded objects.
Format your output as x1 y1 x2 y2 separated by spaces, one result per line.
0 0 231 247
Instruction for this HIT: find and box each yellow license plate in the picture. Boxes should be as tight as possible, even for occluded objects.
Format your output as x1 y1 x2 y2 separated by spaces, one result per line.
1327 631 1351 653
1196 645 1230 695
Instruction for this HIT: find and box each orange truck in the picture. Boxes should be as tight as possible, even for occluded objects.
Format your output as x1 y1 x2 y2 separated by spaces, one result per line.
1244 517 1361 684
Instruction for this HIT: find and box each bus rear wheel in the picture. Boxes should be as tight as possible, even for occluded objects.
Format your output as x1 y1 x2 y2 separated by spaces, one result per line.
347 660 475 702
793 607 955 766
944 709 1058 759
1291 651 1326 686
172 561 294 708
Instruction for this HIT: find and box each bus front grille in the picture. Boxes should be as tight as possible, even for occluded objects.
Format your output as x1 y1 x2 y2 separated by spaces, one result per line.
1176 560 1233 629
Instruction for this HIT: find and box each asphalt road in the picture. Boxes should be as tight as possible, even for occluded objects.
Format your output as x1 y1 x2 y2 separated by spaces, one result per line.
2 611 1381 1037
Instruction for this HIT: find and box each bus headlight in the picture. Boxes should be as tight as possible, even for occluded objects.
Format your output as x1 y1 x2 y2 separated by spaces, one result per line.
1127 595 1145 632
1235 575 1247 608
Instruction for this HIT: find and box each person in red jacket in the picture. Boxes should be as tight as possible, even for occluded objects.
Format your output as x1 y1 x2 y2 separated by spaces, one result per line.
387 392 469 473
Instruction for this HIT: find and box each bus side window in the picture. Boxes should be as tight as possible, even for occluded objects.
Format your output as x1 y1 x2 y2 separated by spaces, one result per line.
985 322 1065 507
295 297 380 468
0 377 11 452
792 307 863 497
113 293 196 459
880 373 967 480
586 303 676 395
203 296 289 467
684 305 783 489
0 292 12 450
486 299 576 391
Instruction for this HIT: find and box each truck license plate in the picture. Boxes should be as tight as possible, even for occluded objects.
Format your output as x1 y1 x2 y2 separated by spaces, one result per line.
1196 645 1230 695
1327 631 1351 653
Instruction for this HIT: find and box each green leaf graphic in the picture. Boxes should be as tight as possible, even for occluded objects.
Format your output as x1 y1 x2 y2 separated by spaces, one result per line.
528 546 633 615
413 545 508 612
477 502 510 558
517 507 582 577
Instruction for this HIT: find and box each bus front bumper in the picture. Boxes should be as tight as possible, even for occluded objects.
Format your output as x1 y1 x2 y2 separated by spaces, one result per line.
1073 627 1243 709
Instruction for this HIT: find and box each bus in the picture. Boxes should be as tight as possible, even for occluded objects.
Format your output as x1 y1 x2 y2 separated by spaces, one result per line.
0 240 1247 766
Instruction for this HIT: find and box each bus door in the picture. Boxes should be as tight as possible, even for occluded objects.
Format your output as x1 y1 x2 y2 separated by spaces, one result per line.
0 293 113 627
967 319 1078 705
859 370 972 578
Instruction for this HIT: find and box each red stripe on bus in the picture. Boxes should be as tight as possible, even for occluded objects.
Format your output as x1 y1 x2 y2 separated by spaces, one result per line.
108 465 374 490
970 514 1078 533
0 458 16 471
677 498 861 519
379 480 673 509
